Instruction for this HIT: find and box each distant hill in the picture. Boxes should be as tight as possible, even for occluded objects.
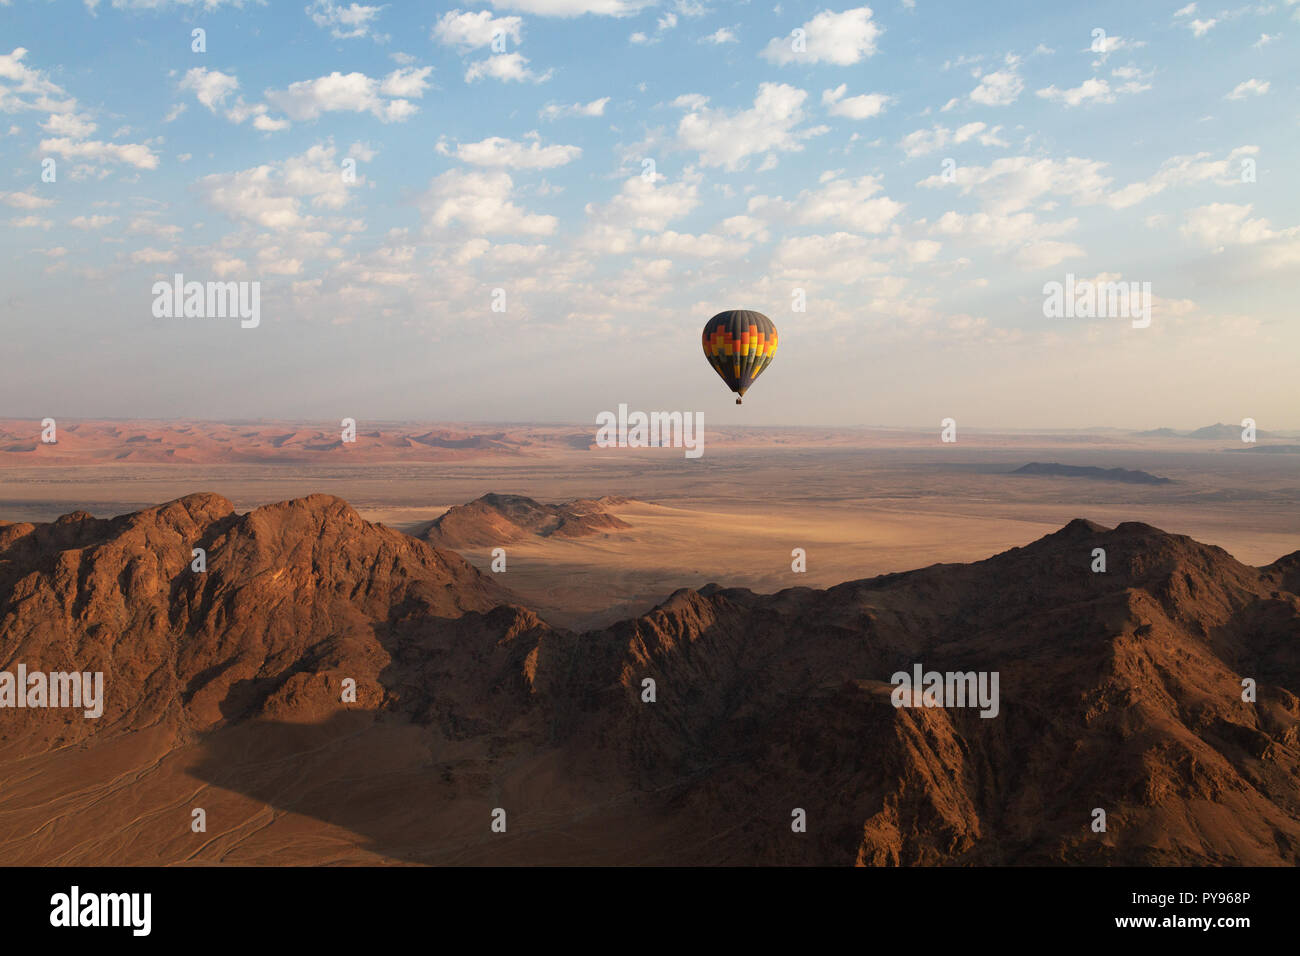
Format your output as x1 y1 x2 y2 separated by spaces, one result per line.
1013 462 1171 485
1136 423 1278 439
419 492 632 549
1227 444 1300 454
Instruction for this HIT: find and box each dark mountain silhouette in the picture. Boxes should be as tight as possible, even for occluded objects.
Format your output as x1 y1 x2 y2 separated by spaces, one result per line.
1136 423 1278 440
417 493 631 549
1013 462 1171 484
1 496 1298 865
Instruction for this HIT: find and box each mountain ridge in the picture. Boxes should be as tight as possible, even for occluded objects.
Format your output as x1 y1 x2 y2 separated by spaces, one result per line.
1 493 1297 865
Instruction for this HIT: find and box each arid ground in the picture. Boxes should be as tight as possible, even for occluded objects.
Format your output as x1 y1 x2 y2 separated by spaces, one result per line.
1 420 1298 865
3 419 1297 628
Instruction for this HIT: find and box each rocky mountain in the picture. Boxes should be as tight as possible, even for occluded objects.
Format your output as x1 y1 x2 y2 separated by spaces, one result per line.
418 493 631 549
1 496 1297 866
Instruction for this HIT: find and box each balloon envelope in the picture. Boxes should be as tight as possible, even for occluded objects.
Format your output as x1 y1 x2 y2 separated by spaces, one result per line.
701 310 777 402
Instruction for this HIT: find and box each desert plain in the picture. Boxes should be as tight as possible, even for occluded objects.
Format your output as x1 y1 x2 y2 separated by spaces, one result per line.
2 418 1297 629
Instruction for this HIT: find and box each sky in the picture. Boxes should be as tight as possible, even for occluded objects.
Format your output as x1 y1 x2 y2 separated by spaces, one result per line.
1 0 1297 429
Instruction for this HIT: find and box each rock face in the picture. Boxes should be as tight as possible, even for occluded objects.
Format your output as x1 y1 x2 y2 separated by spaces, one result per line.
419 493 631 549
1 496 1298 865
0 494 513 748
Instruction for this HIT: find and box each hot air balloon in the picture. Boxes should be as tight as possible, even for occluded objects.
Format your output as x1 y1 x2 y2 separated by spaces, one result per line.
701 310 777 404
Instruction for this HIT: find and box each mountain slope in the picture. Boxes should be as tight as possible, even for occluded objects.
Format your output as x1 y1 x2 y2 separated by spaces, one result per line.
418 493 631 549
0 497 1297 865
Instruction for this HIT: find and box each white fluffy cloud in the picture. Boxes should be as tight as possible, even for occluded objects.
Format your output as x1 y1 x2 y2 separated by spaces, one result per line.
1036 69 1151 108
539 97 608 119
638 230 750 258
266 70 426 122
917 155 1112 214
761 7 882 65
433 9 524 47
69 214 116 229
899 122 1002 157
465 53 552 84
197 143 361 231
480 0 654 16
822 84 889 119
585 174 700 231
969 67 1023 106
675 83 828 171
748 173 904 234
422 169 557 236
0 190 55 209
1182 203 1289 248
5 47 157 172
442 135 581 168
180 67 289 130
307 1 385 40
40 136 158 169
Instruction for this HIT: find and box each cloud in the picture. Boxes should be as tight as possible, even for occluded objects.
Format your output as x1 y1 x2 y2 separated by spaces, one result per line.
1084 34 1146 64
720 214 769 241
674 82 827 171
465 53 552 84
899 122 1001 157
931 210 1079 247
196 143 360 231
1106 146 1258 208
129 247 178 264
266 70 425 122
421 169 557 236
1226 78 1269 99
3 47 157 173
1036 78 1116 107
0 47 78 115
821 84 889 120
307 0 385 40
748 173 904 234
539 96 608 119
702 27 737 44
1181 202 1289 248
180 67 291 130
584 174 700 232
761 7 882 66
433 9 524 48
179 67 239 111
969 66 1023 106
478 0 654 16
1189 18 1217 36
42 111 97 138
638 230 750 258
380 67 434 98
69 214 116 229
1013 240 1084 270
442 135 581 168
0 189 55 209
9 215 53 229
40 137 158 169
917 155 1113 215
